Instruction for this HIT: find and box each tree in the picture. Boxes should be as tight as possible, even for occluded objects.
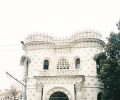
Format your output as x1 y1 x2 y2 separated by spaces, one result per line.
9 85 19 100
98 21 120 100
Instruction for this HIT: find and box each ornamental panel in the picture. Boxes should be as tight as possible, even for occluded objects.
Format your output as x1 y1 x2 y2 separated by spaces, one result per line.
56 58 70 69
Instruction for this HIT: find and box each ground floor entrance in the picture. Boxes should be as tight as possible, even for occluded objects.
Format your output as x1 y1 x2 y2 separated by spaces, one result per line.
49 92 69 100
34 75 85 100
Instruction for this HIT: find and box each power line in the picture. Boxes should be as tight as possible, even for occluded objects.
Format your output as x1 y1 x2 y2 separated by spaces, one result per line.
0 43 22 51
0 43 21 46
0 49 22 51
6 72 25 87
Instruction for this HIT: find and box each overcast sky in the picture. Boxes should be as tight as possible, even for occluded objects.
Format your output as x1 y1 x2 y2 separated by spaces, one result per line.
0 0 120 90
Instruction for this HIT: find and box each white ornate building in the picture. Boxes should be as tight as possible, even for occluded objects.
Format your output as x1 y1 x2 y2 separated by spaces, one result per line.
21 31 105 100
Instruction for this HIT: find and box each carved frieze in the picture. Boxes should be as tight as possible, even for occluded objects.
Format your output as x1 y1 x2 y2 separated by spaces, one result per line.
35 70 79 76
35 75 84 84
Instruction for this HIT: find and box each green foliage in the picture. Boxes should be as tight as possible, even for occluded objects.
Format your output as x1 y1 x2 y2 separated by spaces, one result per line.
98 32 120 100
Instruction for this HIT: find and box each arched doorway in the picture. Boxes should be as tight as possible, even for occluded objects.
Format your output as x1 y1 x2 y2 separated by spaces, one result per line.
46 87 72 100
49 92 69 100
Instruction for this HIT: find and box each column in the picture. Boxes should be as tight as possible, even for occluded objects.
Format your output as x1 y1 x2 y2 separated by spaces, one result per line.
75 83 82 100
36 82 43 100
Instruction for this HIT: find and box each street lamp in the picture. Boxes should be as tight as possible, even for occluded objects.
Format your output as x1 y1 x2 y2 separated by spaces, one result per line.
20 41 31 100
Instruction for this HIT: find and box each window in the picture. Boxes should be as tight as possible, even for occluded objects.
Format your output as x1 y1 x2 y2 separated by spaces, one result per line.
96 57 100 74
94 53 101 74
43 60 49 70
97 92 103 100
75 58 80 69
57 58 70 69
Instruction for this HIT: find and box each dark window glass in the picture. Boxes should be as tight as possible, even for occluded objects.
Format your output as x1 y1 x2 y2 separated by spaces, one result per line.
44 60 49 70
97 92 102 100
96 58 100 74
75 58 80 69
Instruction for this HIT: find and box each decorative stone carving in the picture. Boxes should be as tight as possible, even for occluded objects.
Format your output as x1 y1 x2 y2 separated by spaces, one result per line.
56 58 70 69
36 82 43 92
35 75 84 84
37 70 79 76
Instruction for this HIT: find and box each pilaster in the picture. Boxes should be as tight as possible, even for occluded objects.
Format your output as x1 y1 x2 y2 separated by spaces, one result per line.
75 83 82 100
36 82 43 100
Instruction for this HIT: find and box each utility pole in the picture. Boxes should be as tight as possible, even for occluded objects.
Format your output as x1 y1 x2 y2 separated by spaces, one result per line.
20 41 31 100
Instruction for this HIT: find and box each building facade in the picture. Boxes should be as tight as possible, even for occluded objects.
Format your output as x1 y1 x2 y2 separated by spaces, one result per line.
21 31 105 100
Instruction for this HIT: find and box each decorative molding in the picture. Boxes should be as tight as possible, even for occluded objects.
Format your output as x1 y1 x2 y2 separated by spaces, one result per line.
34 70 79 76
45 87 72 100
25 40 104 50
35 75 84 84
24 31 105 51
36 82 43 92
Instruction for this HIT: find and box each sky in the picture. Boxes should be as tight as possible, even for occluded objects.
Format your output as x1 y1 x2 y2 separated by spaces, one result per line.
0 0 120 90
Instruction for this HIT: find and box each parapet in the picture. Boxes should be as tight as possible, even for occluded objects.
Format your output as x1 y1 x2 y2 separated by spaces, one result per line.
25 32 54 44
24 31 105 50
71 30 102 40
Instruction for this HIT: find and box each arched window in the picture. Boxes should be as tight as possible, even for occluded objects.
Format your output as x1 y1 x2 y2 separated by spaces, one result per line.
96 57 100 74
97 92 103 100
75 58 80 69
94 54 101 74
43 60 49 70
